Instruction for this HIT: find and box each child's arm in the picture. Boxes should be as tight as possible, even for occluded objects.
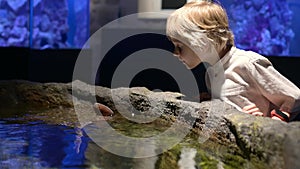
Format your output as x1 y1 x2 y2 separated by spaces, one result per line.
246 58 300 121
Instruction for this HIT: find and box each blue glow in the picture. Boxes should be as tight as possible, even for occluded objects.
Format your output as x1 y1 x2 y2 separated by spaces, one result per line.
0 0 299 57
222 0 299 57
0 0 89 49
0 120 90 168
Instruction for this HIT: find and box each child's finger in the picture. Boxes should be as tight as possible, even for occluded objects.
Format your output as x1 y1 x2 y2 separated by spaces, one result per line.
242 106 260 114
280 110 290 118
244 107 261 114
242 104 257 111
271 116 282 121
252 112 264 116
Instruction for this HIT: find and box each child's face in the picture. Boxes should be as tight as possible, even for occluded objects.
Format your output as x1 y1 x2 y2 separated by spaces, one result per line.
171 39 201 69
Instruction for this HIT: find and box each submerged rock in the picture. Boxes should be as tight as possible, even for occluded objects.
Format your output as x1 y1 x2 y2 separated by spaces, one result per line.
0 80 299 169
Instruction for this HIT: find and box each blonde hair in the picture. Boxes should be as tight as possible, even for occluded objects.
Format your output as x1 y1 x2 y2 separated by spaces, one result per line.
166 1 234 55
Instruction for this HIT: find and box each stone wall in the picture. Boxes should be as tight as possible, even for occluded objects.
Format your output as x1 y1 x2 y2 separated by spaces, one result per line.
0 80 300 168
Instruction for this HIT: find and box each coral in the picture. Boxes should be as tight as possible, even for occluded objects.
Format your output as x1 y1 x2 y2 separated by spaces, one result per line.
0 0 89 49
7 0 27 12
229 0 294 56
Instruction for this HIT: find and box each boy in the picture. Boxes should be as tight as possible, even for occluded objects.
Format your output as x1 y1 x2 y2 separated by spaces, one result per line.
166 1 300 121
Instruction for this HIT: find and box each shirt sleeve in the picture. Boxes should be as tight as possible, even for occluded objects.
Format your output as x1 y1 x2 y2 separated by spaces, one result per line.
246 58 300 114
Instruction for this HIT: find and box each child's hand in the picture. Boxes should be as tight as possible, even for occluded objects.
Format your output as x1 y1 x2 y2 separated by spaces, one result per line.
242 104 264 116
199 92 211 102
270 109 290 122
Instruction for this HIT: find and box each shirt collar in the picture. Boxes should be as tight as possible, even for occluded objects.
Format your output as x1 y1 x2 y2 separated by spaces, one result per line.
208 46 237 75
219 46 237 66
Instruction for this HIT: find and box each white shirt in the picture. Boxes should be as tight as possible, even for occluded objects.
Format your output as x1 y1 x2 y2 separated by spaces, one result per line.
206 46 300 119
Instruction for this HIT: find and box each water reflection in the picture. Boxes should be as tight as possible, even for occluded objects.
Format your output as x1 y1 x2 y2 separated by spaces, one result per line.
0 118 161 169
0 112 258 169
0 119 89 168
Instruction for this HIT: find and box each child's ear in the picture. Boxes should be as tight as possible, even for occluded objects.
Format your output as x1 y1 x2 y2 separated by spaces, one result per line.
196 43 220 65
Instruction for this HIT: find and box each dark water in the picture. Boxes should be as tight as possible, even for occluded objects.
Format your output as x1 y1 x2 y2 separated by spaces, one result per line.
0 111 172 169
0 109 264 169
0 119 90 168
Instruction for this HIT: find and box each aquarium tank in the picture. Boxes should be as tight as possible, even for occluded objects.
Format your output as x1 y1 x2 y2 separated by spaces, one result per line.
0 0 30 47
0 0 89 49
0 0 299 56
